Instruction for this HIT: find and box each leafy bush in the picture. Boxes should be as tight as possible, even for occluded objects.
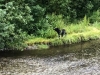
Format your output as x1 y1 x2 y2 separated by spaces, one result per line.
46 14 66 28
89 10 100 23
39 14 66 38
43 27 56 38
6 29 27 50
0 8 27 50
0 23 27 50
33 14 66 38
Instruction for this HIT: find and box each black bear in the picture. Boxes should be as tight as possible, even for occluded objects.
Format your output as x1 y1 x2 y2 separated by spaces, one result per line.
53 28 67 38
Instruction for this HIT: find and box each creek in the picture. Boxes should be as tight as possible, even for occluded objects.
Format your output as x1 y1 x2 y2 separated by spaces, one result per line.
0 40 100 75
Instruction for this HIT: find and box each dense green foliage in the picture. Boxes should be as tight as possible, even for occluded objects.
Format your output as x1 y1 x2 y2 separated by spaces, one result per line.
0 0 100 50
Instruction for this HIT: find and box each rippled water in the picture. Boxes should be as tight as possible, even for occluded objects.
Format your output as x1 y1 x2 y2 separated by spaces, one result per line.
0 40 100 75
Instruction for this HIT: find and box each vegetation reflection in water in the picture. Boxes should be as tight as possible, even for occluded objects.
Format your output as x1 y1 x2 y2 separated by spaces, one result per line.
0 40 100 75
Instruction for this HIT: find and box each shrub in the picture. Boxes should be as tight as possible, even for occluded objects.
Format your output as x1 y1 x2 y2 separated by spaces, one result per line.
0 23 27 50
89 10 100 23
46 14 66 28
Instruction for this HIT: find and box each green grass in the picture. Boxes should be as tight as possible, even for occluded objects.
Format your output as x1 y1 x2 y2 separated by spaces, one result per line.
25 16 100 49
37 44 49 50
25 25 100 47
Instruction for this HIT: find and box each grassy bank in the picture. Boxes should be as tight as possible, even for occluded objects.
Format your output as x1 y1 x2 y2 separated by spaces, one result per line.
25 21 100 49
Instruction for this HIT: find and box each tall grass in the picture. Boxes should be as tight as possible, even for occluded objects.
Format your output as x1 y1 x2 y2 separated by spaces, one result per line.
25 15 100 48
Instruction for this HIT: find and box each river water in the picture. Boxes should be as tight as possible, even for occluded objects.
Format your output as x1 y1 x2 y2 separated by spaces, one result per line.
0 40 100 75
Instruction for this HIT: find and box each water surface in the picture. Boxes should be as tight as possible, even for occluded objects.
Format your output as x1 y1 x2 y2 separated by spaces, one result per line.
0 40 100 75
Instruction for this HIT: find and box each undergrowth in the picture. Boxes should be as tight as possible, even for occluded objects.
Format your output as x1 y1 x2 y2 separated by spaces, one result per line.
25 16 100 48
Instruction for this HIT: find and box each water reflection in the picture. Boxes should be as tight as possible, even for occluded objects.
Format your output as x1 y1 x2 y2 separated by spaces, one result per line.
0 40 100 75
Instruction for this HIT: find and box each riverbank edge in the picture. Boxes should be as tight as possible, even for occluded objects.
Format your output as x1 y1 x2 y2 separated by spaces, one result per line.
25 32 100 50
25 39 100 50
1 27 100 51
